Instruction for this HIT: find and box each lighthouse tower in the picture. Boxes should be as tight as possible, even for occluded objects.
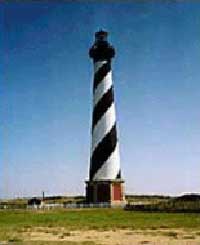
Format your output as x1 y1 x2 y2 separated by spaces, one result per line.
86 30 125 205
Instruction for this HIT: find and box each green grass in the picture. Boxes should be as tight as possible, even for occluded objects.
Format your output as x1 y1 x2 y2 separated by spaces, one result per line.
0 209 200 230
0 209 200 242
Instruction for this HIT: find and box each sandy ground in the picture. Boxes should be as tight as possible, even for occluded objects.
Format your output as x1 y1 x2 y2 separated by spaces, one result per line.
7 227 200 244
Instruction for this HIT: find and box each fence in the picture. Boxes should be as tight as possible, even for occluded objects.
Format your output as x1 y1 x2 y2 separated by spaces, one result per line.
0 202 125 210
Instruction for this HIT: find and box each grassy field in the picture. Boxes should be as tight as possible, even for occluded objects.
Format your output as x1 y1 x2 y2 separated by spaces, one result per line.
1 209 200 230
0 209 200 231
0 209 200 230
0 209 200 244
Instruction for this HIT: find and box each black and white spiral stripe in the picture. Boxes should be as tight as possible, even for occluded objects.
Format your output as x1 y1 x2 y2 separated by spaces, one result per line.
90 60 121 181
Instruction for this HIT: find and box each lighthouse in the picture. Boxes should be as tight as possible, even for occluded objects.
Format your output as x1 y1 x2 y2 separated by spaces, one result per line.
86 30 125 205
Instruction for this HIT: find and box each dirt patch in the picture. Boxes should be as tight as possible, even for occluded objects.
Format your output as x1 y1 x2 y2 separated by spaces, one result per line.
16 228 200 245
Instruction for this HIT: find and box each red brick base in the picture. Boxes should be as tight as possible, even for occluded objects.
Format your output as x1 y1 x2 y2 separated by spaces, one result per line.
85 179 125 205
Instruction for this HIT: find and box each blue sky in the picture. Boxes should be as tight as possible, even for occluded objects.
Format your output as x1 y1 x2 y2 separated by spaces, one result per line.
1 1 200 198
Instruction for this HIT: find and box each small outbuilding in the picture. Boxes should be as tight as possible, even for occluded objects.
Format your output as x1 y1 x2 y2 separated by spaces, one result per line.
28 198 41 206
